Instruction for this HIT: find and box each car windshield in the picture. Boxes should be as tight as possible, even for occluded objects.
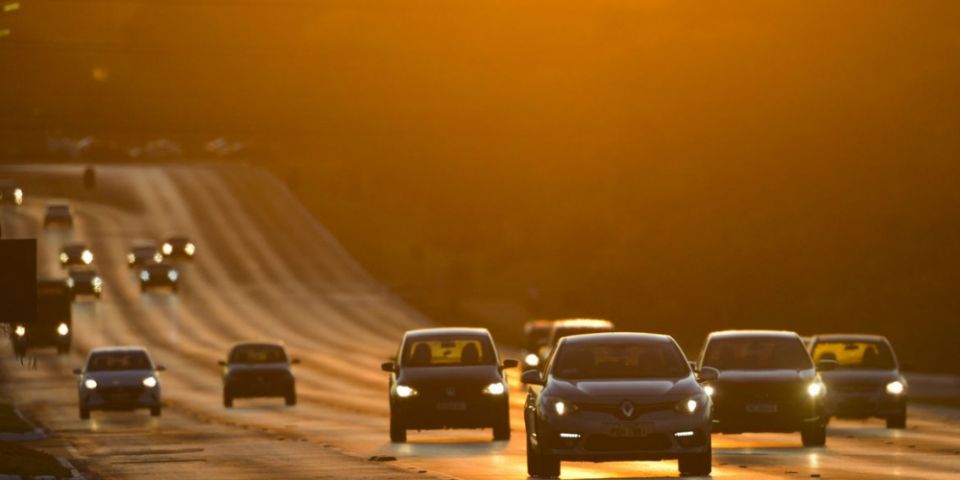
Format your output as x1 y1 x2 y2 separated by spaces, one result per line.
229 345 288 364
702 336 813 370
811 341 896 370
526 328 552 351
87 351 152 371
552 341 690 380
402 335 496 367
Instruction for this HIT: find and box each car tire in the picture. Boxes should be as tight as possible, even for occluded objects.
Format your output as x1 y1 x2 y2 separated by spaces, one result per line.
801 422 827 447
526 430 541 477
535 419 560 478
285 389 297 407
678 446 712 476
150 406 162 417
79 407 90 420
493 412 510 441
223 392 233 408
887 409 907 429
389 410 406 443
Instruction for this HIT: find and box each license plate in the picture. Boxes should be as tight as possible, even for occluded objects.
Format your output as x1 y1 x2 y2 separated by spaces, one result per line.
609 422 653 437
746 402 778 413
436 401 466 411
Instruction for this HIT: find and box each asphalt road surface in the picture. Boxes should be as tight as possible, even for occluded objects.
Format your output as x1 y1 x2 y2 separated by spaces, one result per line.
1 164 959 479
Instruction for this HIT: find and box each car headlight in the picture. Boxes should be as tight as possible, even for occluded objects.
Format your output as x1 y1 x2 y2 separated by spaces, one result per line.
14 325 26 337
127 253 136 264
57 323 69 336
84 379 98 390
552 399 578 415
153 253 164 263
395 385 418 398
59 252 69 263
703 385 715 397
807 381 825 397
14 188 22 204
140 271 150 281
886 381 905 395
66 277 75 288
524 353 540 367
81 250 94 264
92 276 103 288
162 243 173 255
184 242 196 255
483 382 506 395
167 269 179 281
142 376 158 388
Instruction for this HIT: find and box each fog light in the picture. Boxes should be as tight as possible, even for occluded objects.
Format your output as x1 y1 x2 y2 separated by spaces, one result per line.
559 432 581 439
674 430 703 447
674 431 695 438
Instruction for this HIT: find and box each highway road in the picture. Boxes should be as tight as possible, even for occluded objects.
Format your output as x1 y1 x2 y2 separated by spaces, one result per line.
2 164 959 479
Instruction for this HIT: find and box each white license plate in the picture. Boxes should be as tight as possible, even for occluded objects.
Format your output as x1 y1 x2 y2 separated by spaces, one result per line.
746 402 778 413
609 422 653 437
436 401 466 411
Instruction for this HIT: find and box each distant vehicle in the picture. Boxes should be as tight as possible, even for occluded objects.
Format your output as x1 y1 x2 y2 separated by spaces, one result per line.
127 242 163 268
540 319 615 365
74 346 164 419
522 333 715 477
697 330 829 447
11 279 72 356
220 342 299 408
43 203 73 229
381 328 517 442
809 334 908 428
138 263 180 293
0 180 23 206
161 236 196 260
67 268 103 300
521 320 555 370
59 243 93 267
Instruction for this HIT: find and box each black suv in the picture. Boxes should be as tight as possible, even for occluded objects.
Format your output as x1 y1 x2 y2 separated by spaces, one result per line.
220 342 299 407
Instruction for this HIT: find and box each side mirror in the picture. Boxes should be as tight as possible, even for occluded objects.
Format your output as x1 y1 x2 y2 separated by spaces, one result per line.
816 359 838 372
381 362 396 373
521 369 543 385
697 366 720 382
72 368 82 375
291 358 301 365
217 360 226 367
502 359 519 369
156 365 166 372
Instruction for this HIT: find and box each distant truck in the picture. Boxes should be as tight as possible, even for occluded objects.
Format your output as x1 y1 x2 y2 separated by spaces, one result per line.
12 280 73 356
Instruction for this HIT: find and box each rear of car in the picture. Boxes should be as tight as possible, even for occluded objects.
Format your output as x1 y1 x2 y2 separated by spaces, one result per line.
810 334 907 428
43 204 73 228
139 263 180 292
0 181 23 206
541 319 615 364
127 244 163 268
67 269 103 300
11 280 72 356
76 347 164 419
162 236 196 260
59 244 93 267
221 343 298 407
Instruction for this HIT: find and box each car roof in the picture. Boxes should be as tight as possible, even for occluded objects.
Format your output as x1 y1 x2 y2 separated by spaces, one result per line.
231 341 285 349
810 334 889 343
166 235 190 241
404 327 491 338
551 318 615 329
89 346 149 354
559 332 676 345
707 330 801 340
524 319 555 333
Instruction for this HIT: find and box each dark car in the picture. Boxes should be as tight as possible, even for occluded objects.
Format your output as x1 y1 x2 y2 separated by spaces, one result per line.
59 243 94 267
75 346 164 419
162 236 196 260
11 280 73 356
521 320 555 370
381 328 517 442
67 268 103 300
697 330 829 447
809 334 907 428
139 263 180 292
522 333 716 477
540 319 615 365
43 203 73 229
0 180 23 206
127 242 163 268
220 342 299 407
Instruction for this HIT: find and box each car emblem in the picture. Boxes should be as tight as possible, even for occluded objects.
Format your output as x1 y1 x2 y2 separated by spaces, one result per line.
620 400 635 418
446 387 456 397
112 380 119 386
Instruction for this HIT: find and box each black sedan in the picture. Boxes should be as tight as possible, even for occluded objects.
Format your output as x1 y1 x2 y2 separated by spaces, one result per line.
381 327 517 442
138 263 180 292
697 330 830 447
522 333 715 478
67 268 103 300
162 236 196 260
810 334 908 428
127 242 163 268
59 243 94 267
43 203 73 229
220 342 299 407
0 180 23 206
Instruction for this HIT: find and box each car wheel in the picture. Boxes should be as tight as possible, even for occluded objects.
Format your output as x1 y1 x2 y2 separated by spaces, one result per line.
223 392 233 408
493 412 510 441
887 409 907 429
801 422 827 447
285 390 297 407
536 419 560 478
79 407 90 420
526 430 540 477
150 406 162 417
389 410 407 443
678 446 712 476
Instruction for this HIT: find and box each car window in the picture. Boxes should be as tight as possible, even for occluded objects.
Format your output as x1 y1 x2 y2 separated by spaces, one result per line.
230 345 287 364
811 341 896 370
552 341 689 380
702 337 813 370
402 336 495 367
87 351 152 371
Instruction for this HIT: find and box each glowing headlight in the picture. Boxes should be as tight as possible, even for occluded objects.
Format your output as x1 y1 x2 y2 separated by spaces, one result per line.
142 376 158 388
184 243 196 255
554 400 568 416
162 243 173 255
56 322 69 336
483 382 506 395
685 399 699 413
524 353 540 367
59 252 69 263
92 276 103 288
396 385 417 398
81 250 94 264
703 385 715 397
127 253 136 264
886 381 905 395
84 379 98 390
807 382 825 397
153 253 163 263
167 269 179 281
14 325 26 337
66 277 75 288
14 188 22 204
140 271 150 282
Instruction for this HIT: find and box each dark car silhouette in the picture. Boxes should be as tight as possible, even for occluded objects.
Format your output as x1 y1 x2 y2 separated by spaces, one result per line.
220 342 299 407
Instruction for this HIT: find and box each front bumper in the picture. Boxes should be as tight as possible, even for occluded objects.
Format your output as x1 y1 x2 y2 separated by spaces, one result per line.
712 396 823 433
393 395 508 430
226 376 294 398
825 391 905 418
80 385 161 410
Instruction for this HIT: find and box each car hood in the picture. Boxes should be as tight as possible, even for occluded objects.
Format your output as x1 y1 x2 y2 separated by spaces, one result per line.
546 375 701 400
85 370 156 385
717 369 816 384
398 365 502 386
820 369 900 384
228 363 291 374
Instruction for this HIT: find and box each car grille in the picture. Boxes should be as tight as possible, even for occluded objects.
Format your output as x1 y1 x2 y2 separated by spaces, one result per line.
830 382 881 394
99 385 144 401
577 401 675 419
584 433 671 452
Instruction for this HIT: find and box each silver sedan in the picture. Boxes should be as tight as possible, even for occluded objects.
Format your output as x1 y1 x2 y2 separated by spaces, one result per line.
74 346 165 419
